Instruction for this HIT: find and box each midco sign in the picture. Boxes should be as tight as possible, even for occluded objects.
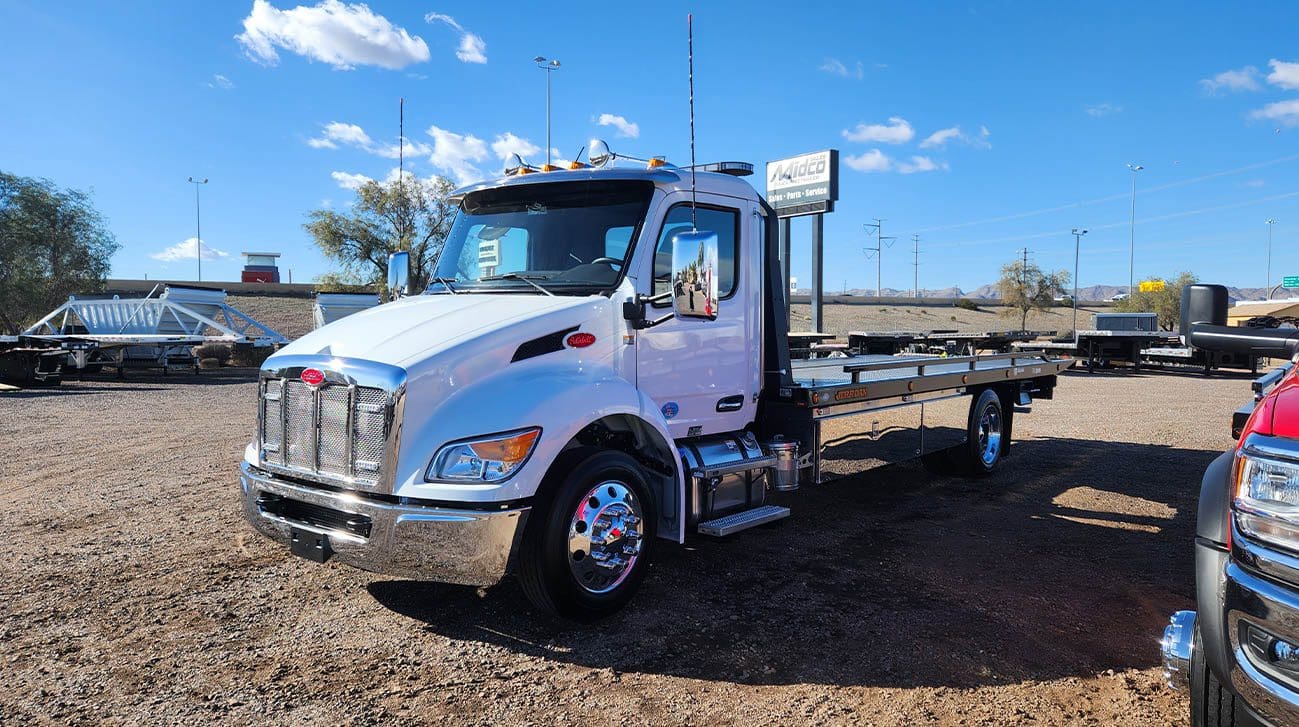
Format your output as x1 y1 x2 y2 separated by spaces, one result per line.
765 149 839 217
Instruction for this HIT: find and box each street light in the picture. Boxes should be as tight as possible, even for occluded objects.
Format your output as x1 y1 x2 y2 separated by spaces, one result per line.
1126 163 1143 295
1267 218 1277 299
187 176 209 282
1072 228 1088 341
533 56 561 167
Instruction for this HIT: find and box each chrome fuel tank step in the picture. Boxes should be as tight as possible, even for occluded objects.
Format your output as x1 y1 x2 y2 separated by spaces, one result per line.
697 504 790 537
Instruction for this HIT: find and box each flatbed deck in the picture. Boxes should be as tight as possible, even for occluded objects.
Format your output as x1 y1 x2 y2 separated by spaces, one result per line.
787 351 1074 408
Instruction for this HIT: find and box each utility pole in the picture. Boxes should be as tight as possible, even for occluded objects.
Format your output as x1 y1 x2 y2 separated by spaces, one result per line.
187 176 208 282
862 218 895 298
1267 218 1277 298
911 234 921 298
1071 228 1088 341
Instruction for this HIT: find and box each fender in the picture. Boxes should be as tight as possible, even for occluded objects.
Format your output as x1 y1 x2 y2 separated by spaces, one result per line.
1196 448 1236 545
392 360 686 541
1194 448 1236 688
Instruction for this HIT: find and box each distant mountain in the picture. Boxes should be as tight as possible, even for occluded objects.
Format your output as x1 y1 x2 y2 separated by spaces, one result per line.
792 283 1287 302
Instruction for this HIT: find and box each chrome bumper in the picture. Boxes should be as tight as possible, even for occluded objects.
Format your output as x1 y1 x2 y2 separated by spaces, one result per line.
1223 560 1299 727
239 461 529 587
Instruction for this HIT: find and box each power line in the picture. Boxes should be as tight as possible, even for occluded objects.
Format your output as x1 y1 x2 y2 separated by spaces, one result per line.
913 151 1299 235
911 234 921 298
862 218 896 297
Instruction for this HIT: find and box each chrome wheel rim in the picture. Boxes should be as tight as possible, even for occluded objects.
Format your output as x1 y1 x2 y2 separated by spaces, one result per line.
567 480 644 594
978 405 1002 466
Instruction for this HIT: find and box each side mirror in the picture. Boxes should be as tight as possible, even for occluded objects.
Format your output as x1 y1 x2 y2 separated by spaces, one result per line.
670 230 719 321
387 251 410 299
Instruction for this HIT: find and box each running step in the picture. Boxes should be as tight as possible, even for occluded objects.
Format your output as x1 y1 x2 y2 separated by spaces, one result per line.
697 505 790 537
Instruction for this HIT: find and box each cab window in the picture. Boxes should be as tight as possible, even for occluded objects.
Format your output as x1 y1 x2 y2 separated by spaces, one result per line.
652 205 738 299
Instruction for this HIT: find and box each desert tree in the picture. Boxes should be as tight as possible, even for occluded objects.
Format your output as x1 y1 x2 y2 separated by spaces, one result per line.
0 172 119 333
1114 271 1198 330
996 255 1070 331
304 174 456 294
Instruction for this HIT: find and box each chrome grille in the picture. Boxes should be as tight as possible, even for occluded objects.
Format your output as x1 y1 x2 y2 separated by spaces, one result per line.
259 376 393 488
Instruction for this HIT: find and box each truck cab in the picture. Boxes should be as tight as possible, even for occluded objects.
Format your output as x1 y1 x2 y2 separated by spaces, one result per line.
239 145 1070 619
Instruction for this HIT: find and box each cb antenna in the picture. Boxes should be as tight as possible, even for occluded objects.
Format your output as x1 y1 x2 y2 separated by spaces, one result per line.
688 13 696 229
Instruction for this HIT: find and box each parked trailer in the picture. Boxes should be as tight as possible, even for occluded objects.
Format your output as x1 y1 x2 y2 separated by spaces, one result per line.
313 293 380 329
238 150 1074 619
22 284 286 376
849 330 1053 357
0 336 94 387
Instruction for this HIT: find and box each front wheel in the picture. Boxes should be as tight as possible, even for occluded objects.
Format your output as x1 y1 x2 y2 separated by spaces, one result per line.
1190 624 1246 726
518 448 656 621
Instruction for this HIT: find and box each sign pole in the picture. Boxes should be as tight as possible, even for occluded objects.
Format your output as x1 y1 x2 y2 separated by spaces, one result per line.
811 213 824 332
780 217 792 319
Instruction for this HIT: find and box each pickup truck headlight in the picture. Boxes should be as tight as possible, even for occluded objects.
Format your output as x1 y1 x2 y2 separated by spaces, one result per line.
427 428 541 483
1235 452 1299 550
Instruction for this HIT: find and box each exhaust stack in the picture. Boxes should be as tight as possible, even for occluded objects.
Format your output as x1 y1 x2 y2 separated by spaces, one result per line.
1181 284 1299 358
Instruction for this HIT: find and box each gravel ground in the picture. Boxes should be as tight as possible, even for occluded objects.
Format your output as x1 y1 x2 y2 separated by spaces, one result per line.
0 366 1247 725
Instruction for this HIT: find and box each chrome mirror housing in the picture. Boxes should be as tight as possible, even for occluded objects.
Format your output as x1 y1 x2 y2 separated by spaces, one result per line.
589 138 613 167
387 251 410 299
670 230 719 321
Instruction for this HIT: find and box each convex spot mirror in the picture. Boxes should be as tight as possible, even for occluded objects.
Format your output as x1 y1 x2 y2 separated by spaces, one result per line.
387 251 410 299
670 230 719 321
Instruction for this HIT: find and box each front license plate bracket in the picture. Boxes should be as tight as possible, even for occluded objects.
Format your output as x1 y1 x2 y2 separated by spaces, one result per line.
290 528 334 563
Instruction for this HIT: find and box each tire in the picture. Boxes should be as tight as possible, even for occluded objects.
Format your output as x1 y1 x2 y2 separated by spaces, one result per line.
1190 624 1246 726
518 448 657 621
955 389 1006 476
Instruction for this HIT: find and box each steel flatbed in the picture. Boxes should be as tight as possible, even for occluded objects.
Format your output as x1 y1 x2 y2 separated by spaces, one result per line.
786 351 1074 409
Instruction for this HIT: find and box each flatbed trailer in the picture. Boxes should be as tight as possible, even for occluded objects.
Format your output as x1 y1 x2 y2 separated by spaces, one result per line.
1140 344 1261 375
1015 329 1163 372
850 330 1054 357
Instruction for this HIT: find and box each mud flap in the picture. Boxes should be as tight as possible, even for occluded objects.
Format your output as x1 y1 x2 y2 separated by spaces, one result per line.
290 528 333 563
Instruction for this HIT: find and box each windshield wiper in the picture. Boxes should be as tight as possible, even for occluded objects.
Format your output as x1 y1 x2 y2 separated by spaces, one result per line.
429 277 461 294
481 273 555 296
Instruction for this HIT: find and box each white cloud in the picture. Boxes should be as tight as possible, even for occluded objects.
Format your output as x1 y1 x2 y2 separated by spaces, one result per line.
490 132 541 164
844 149 892 173
308 121 431 158
151 238 229 262
1242 179 1266 188
330 170 373 190
1267 59 1299 90
208 74 234 90
597 113 640 139
919 126 962 149
1249 99 1299 127
1200 65 1261 94
1084 102 1122 117
424 13 487 64
426 125 489 185
236 0 430 71
842 117 914 144
896 156 947 174
819 58 863 80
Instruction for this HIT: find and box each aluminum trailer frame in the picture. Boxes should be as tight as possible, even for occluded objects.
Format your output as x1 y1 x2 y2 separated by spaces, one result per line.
20 285 287 375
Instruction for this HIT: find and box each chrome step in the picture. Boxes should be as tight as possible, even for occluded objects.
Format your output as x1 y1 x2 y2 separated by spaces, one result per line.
697 504 790 537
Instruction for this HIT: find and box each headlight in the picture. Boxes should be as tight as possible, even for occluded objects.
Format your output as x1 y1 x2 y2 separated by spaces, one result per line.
427 428 541 483
1235 452 1299 551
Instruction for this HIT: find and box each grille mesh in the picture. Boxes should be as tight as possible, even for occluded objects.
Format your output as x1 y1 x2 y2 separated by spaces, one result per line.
260 377 390 486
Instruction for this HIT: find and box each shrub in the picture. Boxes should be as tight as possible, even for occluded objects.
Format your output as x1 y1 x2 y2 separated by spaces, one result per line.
229 344 276 368
194 343 232 364
955 298 980 311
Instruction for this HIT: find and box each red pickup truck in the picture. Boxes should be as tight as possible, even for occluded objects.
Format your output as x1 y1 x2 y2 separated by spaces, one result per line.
1160 284 1299 726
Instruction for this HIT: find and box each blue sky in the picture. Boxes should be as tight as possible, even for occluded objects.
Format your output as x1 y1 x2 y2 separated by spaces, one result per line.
2 0 1298 292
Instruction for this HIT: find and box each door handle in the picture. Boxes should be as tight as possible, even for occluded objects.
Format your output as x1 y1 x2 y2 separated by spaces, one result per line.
716 395 745 412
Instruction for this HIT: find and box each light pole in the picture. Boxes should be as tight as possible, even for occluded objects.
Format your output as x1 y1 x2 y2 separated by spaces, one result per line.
533 56 561 167
187 176 208 282
1267 218 1277 298
1072 228 1088 341
1126 163 1143 294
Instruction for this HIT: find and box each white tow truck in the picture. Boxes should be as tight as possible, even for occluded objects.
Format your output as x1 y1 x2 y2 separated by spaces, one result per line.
239 142 1073 619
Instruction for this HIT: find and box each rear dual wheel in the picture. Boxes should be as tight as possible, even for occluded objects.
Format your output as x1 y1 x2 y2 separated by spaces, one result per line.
923 388 1007 476
518 448 656 621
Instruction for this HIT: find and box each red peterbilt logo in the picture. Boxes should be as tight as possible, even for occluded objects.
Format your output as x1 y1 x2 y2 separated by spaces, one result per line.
299 368 325 386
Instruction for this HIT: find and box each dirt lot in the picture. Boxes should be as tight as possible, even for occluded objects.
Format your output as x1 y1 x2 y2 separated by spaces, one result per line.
0 367 1246 725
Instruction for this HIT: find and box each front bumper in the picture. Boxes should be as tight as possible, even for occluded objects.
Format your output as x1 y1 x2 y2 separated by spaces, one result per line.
1221 551 1299 727
239 461 529 587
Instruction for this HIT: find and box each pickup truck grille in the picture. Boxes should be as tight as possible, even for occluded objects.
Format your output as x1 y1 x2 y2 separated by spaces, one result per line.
259 377 392 487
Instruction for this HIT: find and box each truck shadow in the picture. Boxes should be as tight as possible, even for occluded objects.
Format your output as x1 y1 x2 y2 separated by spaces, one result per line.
369 436 1212 689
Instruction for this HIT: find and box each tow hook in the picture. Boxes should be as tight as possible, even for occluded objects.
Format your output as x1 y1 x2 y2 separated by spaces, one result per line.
1161 610 1197 691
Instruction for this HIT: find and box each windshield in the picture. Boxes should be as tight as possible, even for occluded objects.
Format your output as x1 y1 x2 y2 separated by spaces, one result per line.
430 180 654 295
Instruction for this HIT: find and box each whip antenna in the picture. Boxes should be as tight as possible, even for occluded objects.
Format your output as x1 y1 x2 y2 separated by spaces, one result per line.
688 13 696 229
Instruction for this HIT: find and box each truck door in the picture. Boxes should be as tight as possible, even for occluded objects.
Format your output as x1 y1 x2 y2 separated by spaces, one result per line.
634 192 762 438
